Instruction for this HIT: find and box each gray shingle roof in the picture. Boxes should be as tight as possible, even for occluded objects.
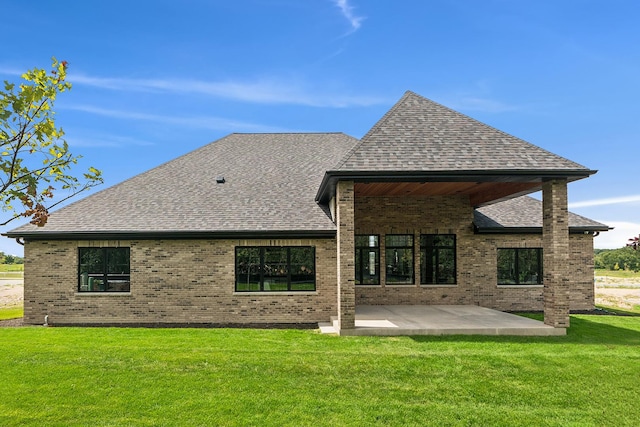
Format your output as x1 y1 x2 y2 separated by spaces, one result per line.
335 91 591 173
474 196 609 232
7 133 359 237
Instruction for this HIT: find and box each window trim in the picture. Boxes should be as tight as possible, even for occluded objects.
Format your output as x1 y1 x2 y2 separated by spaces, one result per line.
384 234 414 285
420 234 457 285
497 247 543 286
78 247 131 293
355 234 380 286
235 246 316 292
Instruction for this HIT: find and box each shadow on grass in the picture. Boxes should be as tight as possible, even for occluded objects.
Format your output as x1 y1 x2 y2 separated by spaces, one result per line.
409 315 640 346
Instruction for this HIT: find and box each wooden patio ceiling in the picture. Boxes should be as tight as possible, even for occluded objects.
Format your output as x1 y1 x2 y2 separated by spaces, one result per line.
353 181 542 207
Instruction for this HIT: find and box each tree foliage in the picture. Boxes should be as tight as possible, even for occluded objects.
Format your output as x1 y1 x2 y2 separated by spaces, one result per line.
594 247 640 272
0 58 102 227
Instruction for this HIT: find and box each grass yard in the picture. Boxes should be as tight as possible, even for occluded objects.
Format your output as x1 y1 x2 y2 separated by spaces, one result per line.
0 305 23 320
1 316 640 426
595 268 640 279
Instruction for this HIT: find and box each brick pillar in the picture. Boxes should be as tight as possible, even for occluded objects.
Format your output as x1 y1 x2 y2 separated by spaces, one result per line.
543 179 570 328
336 180 355 331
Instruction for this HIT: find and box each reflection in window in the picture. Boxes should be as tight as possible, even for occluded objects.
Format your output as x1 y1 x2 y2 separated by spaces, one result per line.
355 235 380 285
421 235 456 284
497 248 543 285
235 247 315 292
385 235 414 284
78 247 130 292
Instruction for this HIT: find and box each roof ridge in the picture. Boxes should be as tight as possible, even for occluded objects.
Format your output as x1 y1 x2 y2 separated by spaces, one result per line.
332 90 414 170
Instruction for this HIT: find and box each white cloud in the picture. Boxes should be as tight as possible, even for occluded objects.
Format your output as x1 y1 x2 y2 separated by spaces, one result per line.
593 221 640 249
569 195 640 209
62 104 298 133
332 0 365 33
68 72 384 108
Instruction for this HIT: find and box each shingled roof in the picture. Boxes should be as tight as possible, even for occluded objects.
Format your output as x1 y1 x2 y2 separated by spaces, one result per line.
334 91 592 173
474 196 609 233
7 133 359 238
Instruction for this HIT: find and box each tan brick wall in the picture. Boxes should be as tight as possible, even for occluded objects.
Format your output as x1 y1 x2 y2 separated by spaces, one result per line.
23 238 337 326
354 195 595 312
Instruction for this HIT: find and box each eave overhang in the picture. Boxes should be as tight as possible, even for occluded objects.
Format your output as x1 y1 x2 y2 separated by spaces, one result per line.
2 229 337 241
474 225 612 234
315 169 597 206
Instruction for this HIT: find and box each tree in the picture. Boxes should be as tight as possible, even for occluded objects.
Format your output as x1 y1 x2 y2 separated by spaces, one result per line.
0 58 102 227
628 235 639 250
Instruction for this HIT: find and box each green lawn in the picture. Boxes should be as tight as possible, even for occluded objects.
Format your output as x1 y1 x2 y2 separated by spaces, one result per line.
0 264 24 273
0 305 23 320
1 316 640 426
595 268 640 279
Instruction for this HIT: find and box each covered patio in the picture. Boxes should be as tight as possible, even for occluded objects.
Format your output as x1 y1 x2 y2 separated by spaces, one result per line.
319 305 566 336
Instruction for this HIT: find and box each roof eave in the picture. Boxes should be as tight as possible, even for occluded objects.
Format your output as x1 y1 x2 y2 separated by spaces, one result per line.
474 225 612 234
316 169 597 203
3 229 337 241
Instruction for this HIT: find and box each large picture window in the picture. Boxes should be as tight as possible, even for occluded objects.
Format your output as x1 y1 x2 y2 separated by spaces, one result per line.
385 235 414 284
235 246 315 292
355 235 380 285
497 248 543 285
421 234 456 284
78 247 130 292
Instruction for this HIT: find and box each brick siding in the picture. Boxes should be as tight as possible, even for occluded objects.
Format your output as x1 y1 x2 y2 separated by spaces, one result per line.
354 195 594 312
23 238 337 326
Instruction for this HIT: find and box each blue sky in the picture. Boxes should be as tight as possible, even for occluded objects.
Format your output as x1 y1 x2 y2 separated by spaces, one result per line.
1 0 639 254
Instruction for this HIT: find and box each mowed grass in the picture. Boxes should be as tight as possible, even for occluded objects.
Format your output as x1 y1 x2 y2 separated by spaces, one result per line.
595 268 640 279
0 305 23 320
1 316 640 426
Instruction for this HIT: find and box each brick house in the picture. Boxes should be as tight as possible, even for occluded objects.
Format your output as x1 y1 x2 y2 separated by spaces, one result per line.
5 91 608 332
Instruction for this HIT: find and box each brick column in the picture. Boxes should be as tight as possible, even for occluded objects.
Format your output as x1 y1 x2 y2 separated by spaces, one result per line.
542 179 570 328
336 180 355 331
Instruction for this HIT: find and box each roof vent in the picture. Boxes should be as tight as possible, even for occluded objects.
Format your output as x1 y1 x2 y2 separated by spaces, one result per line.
216 176 225 184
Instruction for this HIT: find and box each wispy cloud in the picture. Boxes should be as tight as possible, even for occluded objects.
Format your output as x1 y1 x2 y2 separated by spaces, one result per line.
332 0 365 34
62 104 299 133
69 72 383 108
593 221 640 249
569 195 640 209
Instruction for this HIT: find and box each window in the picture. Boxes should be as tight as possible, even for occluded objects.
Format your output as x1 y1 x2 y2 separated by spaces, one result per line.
355 235 380 285
78 247 130 292
235 247 315 292
497 248 543 285
421 234 456 284
385 235 414 284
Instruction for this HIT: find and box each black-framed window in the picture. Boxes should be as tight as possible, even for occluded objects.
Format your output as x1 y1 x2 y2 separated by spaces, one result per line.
78 247 130 292
355 235 380 285
497 248 543 285
235 246 315 292
421 234 456 284
385 235 414 284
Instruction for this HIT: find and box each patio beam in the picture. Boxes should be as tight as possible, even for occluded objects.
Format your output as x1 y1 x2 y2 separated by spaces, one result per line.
336 180 356 331
542 179 570 328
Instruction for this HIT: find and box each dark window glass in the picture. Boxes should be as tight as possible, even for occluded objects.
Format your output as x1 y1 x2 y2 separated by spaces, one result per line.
235 247 316 292
497 248 543 285
78 247 130 292
355 235 380 285
421 234 456 284
385 235 414 284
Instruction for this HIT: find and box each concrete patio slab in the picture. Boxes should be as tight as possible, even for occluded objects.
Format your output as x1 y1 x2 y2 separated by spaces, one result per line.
318 305 565 336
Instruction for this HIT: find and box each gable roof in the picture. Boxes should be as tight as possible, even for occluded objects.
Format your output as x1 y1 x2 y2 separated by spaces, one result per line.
474 196 610 233
316 91 596 203
6 133 359 239
335 91 591 172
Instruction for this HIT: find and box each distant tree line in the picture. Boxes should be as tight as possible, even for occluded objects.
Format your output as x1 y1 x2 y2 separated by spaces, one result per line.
594 247 640 271
0 252 23 265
